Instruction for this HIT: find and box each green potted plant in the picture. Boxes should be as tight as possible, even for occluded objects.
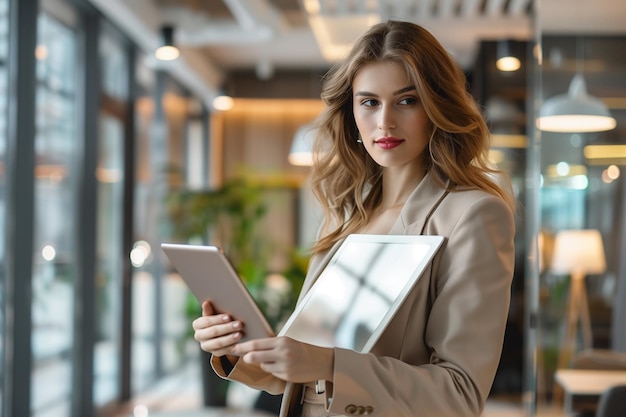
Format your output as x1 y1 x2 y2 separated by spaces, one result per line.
166 177 307 407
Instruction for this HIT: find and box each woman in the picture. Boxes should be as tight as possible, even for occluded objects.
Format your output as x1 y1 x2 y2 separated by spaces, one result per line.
193 20 516 417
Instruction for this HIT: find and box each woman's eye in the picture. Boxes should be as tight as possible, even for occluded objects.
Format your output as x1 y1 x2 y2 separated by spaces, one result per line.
361 99 379 107
399 97 418 105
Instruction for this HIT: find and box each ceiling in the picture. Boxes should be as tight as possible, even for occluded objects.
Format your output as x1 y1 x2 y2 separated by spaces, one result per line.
87 0 626 107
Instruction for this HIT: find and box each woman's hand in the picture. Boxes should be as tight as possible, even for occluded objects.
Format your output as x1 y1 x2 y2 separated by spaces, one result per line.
233 336 334 384
192 300 244 357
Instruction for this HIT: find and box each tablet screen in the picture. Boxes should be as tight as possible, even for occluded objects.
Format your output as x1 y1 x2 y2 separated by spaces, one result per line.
278 234 444 352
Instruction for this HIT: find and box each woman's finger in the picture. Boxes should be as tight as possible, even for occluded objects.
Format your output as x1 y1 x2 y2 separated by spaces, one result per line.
201 300 215 316
233 337 277 356
192 314 237 331
199 331 244 356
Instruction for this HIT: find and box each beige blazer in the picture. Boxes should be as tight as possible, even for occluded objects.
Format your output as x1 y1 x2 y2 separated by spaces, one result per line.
212 173 516 417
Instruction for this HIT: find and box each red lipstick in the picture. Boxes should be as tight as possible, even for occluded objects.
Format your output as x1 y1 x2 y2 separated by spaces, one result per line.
374 137 404 150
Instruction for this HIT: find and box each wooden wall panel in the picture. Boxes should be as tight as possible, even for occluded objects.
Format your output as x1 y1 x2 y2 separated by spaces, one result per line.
209 98 326 268
212 98 325 185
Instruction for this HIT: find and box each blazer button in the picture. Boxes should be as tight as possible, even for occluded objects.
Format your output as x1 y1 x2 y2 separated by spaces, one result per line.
364 406 374 415
345 404 357 414
356 406 365 414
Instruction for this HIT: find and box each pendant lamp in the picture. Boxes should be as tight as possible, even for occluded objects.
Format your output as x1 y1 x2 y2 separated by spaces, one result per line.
155 25 180 61
496 39 521 72
537 74 616 133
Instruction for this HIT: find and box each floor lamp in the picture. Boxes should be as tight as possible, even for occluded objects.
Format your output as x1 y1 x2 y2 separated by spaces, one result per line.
550 229 606 369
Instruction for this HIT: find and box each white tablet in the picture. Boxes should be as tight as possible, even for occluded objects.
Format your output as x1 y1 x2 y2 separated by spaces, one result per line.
161 243 275 342
162 234 444 351
278 234 445 353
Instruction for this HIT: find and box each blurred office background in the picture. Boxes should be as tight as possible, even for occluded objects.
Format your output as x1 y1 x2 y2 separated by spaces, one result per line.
1 1 625 416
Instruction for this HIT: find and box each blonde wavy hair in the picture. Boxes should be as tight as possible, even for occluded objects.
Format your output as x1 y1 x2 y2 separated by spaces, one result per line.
310 20 514 254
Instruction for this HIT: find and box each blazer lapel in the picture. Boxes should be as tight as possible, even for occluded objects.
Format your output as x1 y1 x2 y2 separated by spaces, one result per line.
302 174 449 296
391 173 450 235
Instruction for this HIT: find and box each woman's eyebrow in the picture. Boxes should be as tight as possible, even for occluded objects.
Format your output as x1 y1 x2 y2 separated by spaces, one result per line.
354 85 416 97
394 85 417 95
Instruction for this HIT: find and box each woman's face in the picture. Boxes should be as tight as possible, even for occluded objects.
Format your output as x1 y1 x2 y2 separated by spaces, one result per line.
352 61 430 171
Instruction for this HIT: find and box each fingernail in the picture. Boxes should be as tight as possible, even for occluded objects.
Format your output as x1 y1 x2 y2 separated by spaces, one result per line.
232 322 240 329
222 315 229 321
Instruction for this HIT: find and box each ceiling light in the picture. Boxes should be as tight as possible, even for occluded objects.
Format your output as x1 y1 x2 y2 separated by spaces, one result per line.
583 144 626 160
490 134 527 149
155 25 180 61
304 7 379 62
537 77 616 133
538 37 617 133
212 94 234 111
584 144 626 159
496 40 521 72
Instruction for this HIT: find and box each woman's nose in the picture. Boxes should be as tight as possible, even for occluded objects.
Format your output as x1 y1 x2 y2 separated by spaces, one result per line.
378 106 396 131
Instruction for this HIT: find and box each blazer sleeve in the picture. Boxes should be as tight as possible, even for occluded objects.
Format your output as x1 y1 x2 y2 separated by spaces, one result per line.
205 245 334 397
325 194 515 417
210 354 287 395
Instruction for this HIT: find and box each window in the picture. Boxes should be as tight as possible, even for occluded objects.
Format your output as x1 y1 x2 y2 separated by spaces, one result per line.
93 27 128 407
0 0 10 410
31 11 78 417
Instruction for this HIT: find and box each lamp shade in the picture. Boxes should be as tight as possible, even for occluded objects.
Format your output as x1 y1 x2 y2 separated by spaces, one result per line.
155 25 180 61
288 124 315 166
550 229 606 276
537 74 616 133
496 39 521 72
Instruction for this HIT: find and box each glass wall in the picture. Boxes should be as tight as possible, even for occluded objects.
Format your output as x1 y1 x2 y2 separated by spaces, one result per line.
93 26 129 407
131 67 196 393
534 34 626 417
31 9 78 417
131 62 159 392
0 0 9 410
0 0 211 414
